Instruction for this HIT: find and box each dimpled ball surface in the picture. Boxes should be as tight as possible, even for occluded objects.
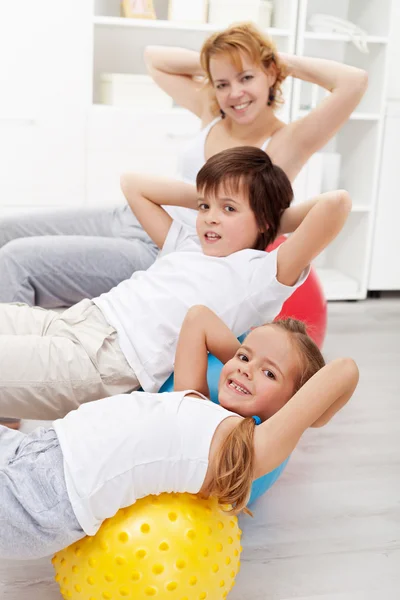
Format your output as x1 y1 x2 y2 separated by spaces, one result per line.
53 493 242 600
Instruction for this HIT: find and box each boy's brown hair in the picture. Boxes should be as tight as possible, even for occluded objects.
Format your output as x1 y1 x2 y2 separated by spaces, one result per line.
196 146 293 249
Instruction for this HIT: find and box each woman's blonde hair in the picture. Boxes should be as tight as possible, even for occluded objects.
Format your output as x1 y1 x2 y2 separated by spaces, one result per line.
200 21 288 115
204 319 325 515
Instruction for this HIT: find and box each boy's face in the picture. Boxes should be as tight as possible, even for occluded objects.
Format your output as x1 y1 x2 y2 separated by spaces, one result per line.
196 184 261 256
218 326 300 421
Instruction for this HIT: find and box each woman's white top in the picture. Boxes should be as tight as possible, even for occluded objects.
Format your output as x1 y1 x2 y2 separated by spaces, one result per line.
53 390 239 536
167 116 271 228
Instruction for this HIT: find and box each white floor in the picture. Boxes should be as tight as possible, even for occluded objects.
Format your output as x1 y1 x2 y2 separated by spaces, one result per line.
1 298 400 599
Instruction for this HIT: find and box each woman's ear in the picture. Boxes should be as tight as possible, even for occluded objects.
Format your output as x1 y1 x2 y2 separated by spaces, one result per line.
268 62 278 87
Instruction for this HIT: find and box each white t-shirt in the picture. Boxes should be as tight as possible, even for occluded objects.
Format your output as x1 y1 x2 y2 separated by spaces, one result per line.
93 221 309 392
53 390 239 536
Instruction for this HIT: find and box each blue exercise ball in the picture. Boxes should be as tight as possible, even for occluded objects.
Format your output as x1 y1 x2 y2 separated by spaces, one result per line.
159 350 288 505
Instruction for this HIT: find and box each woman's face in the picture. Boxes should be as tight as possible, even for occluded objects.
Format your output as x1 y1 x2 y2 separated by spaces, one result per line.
218 325 301 421
209 51 275 124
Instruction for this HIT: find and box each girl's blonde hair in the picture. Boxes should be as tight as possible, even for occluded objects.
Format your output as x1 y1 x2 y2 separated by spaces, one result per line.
200 21 288 115
204 319 325 515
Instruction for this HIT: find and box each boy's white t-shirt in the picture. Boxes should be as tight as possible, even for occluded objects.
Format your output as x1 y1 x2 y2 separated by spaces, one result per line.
93 221 310 392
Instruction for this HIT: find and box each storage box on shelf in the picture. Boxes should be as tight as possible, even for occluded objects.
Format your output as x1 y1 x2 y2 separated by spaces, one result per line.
207 0 273 27
292 0 392 300
100 74 173 108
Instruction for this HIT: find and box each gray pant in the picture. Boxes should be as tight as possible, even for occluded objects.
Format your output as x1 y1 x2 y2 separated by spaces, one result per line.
0 425 84 560
0 205 158 308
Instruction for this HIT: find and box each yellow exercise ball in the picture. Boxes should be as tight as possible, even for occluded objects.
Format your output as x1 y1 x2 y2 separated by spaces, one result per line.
52 492 242 600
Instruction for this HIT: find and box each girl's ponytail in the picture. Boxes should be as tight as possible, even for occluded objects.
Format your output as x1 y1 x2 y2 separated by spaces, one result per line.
204 417 257 515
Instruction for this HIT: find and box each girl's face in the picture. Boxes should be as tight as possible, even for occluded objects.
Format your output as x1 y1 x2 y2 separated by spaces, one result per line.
218 326 301 421
209 51 275 124
196 183 261 256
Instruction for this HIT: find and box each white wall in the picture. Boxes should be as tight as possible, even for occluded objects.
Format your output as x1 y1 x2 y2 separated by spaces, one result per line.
386 1 400 100
0 0 92 208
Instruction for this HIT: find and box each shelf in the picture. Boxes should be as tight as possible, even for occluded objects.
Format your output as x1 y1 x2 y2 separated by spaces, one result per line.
303 32 389 44
0 116 36 125
296 110 380 121
93 16 292 37
351 205 371 213
316 268 361 301
91 104 190 117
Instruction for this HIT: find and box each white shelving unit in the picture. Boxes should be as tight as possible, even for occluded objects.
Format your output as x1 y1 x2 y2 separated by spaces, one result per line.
368 101 400 291
292 0 392 300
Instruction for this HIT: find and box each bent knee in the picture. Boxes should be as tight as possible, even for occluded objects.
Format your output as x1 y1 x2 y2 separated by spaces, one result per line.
0 217 28 247
0 237 42 270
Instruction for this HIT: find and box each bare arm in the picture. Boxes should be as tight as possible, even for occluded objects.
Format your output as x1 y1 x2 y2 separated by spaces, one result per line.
277 196 320 236
253 358 359 479
144 46 209 119
270 54 368 180
174 306 240 397
120 173 198 248
276 189 352 286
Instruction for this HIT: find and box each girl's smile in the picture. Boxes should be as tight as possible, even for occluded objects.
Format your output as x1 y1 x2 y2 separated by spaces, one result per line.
218 326 301 421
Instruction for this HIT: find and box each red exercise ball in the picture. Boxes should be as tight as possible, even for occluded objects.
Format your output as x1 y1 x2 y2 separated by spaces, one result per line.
266 236 327 349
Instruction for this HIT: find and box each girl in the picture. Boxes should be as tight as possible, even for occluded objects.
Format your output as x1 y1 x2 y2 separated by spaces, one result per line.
0 304 359 560
0 22 367 308
0 147 351 420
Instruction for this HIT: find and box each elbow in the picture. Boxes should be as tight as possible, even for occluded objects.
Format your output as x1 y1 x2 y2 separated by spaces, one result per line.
356 69 369 94
144 45 164 71
143 45 156 68
120 173 140 201
184 306 217 328
332 189 352 218
341 357 360 386
338 189 352 210
349 68 368 101
120 173 130 195
186 305 212 320
333 357 360 390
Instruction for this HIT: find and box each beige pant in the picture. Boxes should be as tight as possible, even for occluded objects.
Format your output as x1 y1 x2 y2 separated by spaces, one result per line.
0 299 139 420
